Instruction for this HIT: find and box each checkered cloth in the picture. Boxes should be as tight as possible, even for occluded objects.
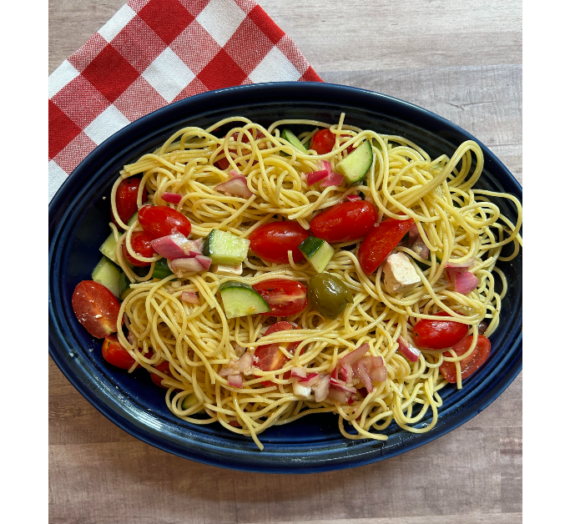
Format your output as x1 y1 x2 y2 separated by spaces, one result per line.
48 0 321 200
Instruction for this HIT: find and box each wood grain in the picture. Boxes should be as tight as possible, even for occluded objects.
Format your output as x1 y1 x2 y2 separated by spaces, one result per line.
49 1 522 522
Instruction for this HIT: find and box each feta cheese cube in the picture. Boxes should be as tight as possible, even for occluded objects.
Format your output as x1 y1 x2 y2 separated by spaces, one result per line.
211 263 243 277
383 252 421 295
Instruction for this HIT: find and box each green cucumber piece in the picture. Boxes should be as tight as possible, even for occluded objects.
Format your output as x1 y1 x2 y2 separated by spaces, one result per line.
181 393 205 413
219 281 270 319
299 237 334 273
100 233 118 264
203 229 250 265
281 128 307 152
92 257 121 297
152 258 173 280
119 272 132 300
337 141 373 184
127 211 139 226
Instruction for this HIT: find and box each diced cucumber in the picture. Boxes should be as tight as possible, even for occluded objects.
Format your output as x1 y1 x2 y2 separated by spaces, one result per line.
203 230 250 265
152 258 173 280
219 281 270 319
337 141 373 184
92 257 121 297
181 393 205 413
119 272 132 300
281 128 307 153
100 233 118 264
299 237 334 273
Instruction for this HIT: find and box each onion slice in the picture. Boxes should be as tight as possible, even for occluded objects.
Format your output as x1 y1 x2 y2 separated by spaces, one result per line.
330 378 358 394
307 170 329 186
151 233 201 260
338 343 370 367
320 172 344 188
369 366 387 382
355 360 373 393
449 270 479 295
228 374 243 388
293 381 312 399
195 254 212 270
398 336 421 362
215 171 253 198
345 194 361 202
181 291 200 305
340 363 353 384
298 372 319 387
327 388 350 404
314 374 331 402
161 192 182 204
290 367 307 380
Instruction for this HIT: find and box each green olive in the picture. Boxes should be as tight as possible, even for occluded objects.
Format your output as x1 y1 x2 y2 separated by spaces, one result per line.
308 273 353 320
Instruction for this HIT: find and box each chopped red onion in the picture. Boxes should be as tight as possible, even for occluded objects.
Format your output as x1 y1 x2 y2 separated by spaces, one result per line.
290 367 307 380
307 169 329 186
293 381 312 399
446 258 475 271
360 356 384 370
170 258 204 275
338 343 370 367
330 378 358 394
314 374 331 402
162 192 182 204
340 363 353 383
220 352 253 377
181 291 200 305
447 268 479 295
345 194 362 202
369 366 387 382
321 160 332 174
195 254 212 270
299 372 319 387
327 388 350 404
398 336 421 362
215 173 253 198
355 360 373 393
320 172 345 188
151 233 201 260
227 374 243 388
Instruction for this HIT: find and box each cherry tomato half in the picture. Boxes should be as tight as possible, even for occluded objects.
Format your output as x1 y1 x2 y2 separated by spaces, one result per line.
439 335 491 383
252 279 308 317
72 280 121 339
310 129 354 155
113 177 147 226
122 231 155 267
102 335 137 369
138 205 191 240
249 222 309 264
358 217 415 274
310 201 378 243
412 311 469 350
151 361 173 388
254 322 302 386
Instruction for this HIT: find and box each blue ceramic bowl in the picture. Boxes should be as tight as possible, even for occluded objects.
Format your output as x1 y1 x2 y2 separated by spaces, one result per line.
49 82 522 473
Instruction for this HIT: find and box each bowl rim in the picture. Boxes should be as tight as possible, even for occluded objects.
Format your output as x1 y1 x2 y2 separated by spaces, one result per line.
49 81 522 473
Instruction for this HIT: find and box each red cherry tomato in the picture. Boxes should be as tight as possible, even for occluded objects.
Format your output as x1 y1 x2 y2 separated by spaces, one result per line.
113 177 147 226
122 231 155 267
72 280 121 338
254 321 302 386
102 335 137 369
310 201 378 243
412 311 469 350
311 129 337 155
252 279 308 317
358 217 415 274
151 361 173 388
439 335 491 383
249 222 309 264
138 205 191 240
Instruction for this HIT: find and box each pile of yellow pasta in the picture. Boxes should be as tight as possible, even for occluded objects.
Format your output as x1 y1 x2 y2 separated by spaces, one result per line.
107 115 522 450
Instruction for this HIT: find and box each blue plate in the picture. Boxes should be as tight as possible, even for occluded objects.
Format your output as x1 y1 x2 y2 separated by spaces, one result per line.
49 82 522 473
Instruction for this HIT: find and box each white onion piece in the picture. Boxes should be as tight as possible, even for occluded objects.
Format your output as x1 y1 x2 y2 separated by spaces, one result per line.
290 367 307 379
299 372 319 387
314 374 331 402
293 381 312 399
228 374 243 388
369 366 387 382
170 258 203 275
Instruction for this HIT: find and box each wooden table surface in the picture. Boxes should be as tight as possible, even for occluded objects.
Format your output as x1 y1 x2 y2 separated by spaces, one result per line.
49 1 522 523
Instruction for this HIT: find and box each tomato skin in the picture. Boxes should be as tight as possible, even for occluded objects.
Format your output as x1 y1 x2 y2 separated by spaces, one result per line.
254 322 301 386
151 361 173 388
412 311 469 350
72 280 121 338
102 335 137 369
252 279 308 317
249 222 309 264
311 129 336 155
138 205 191 240
122 231 155 267
439 335 491 383
113 178 147 226
310 201 378 243
358 217 415 274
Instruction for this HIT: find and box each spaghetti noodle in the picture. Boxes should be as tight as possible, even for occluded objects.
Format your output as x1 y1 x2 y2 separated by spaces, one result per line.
108 115 522 450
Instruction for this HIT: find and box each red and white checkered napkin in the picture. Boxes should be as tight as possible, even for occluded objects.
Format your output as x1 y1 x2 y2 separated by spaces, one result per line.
48 0 322 200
